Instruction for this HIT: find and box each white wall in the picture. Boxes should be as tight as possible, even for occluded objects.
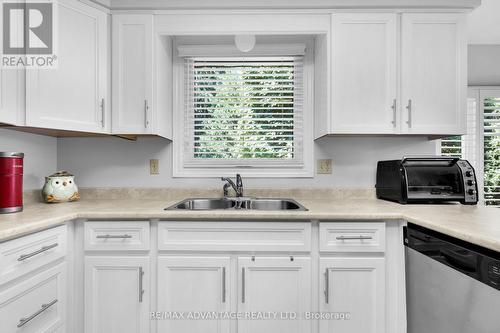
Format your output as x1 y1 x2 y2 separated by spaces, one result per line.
467 0 500 44
0 129 58 190
468 45 500 85
57 137 436 188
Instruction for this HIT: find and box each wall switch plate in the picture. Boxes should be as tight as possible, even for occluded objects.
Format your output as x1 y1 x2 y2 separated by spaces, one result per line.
150 159 159 175
317 159 332 174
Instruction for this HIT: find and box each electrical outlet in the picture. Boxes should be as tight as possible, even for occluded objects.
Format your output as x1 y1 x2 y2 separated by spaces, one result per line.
150 159 159 175
317 159 332 174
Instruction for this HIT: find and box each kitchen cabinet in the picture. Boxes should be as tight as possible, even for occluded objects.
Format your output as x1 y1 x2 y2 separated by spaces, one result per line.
0 3 24 126
0 70 24 126
330 13 398 134
157 257 231 333
25 0 109 133
0 263 67 333
319 258 385 333
84 257 150 333
112 14 154 134
401 13 466 134
238 256 311 333
322 12 466 136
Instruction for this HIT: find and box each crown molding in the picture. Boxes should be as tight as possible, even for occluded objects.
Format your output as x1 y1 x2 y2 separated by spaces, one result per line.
108 0 480 11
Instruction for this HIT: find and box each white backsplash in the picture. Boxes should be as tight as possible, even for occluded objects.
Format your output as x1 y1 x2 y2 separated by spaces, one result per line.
0 129 58 190
57 136 437 188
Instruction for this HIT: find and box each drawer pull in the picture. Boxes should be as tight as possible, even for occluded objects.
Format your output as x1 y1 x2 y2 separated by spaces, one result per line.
17 299 58 328
96 234 132 239
336 235 373 241
17 243 58 261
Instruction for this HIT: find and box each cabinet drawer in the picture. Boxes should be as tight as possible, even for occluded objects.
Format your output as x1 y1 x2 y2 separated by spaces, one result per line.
0 263 66 333
0 225 67 285
158 221 311 252
319 222 386 252
84 221 150 251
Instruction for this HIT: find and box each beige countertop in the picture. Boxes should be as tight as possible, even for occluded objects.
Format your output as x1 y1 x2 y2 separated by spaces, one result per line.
1 188 499 252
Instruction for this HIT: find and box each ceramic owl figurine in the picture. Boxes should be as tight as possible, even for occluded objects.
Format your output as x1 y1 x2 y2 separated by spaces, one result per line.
42 171 80 203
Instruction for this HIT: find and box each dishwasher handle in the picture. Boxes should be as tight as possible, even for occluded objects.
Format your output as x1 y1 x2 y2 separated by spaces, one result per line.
440 248 478 273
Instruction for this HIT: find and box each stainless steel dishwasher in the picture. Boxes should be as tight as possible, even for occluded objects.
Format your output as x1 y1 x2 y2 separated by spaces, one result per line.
404 223 500 333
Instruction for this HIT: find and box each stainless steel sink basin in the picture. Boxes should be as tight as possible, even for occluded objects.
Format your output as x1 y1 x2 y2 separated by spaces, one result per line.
165 197 307 211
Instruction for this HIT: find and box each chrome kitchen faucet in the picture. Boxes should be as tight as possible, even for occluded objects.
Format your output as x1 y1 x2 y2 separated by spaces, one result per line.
221 174 244 197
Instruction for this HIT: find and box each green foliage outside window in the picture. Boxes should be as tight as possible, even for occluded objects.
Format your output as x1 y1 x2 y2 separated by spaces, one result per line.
191 60 296 160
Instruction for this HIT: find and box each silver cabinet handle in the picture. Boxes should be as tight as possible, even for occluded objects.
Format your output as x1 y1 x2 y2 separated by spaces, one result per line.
100 98 105 127
222 267 226 303
241 267 246 303
144 100 149 128
17 299 58 328
336 235 373 240
391 99 397 127
139 267 145 303
18 243 58 261
406 99 412 128
96 234 132 239
324 269 329 304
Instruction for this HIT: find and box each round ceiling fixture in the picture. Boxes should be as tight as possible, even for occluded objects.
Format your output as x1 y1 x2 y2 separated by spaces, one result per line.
234 35 256 53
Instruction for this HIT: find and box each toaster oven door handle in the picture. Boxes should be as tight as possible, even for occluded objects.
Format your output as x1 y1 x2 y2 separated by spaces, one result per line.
402 157 459 165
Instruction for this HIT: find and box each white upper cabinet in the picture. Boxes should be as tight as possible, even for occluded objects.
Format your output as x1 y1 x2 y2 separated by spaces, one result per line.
322 12 467 136
26 0 109 133
238 257 311 333
331 13 398 134
401 13 466 135
112 14 154 134
0 69 24 126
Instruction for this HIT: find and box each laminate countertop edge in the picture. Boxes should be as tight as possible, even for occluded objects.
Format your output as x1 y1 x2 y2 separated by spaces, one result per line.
0 198 498 252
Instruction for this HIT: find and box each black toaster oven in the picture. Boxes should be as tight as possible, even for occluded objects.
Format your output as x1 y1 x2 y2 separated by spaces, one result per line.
376 157 478 205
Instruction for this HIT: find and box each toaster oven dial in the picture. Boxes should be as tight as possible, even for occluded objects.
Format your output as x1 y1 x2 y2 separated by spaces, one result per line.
468 189 477 195
465 171 473 177
467 180 476 186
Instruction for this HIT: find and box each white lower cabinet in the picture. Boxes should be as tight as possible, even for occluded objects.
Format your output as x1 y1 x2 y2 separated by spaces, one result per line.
238 256 311 333
157 257 231 333
319 257 386 333
0 263 67 333
84 257 150 333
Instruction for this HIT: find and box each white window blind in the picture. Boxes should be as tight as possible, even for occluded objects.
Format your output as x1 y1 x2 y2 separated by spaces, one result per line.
440 90 500 206
440 97 478 165
183 56 304 168
483 95 500 206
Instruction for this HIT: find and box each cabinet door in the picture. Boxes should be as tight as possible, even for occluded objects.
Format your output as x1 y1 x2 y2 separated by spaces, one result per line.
84 257 150 333
238 257 311 333
157 257 231 333
0 3 24 125
401 13 466 134
331 13 398 134
26 0 108 133
319 258 385 333
0 70 24 125
112 15 153 134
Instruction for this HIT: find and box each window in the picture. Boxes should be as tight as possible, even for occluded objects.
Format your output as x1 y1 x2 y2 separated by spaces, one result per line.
173 42 313 177
440 88 500 206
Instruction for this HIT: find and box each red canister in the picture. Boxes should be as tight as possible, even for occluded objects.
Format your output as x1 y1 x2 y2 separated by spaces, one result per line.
0 152 24 214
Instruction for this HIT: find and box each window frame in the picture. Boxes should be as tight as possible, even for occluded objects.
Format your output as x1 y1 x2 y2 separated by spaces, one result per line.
172 39 314 178
437 86 500 205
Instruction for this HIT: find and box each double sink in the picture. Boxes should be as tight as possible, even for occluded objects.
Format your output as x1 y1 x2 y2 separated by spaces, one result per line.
166 197 308 211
